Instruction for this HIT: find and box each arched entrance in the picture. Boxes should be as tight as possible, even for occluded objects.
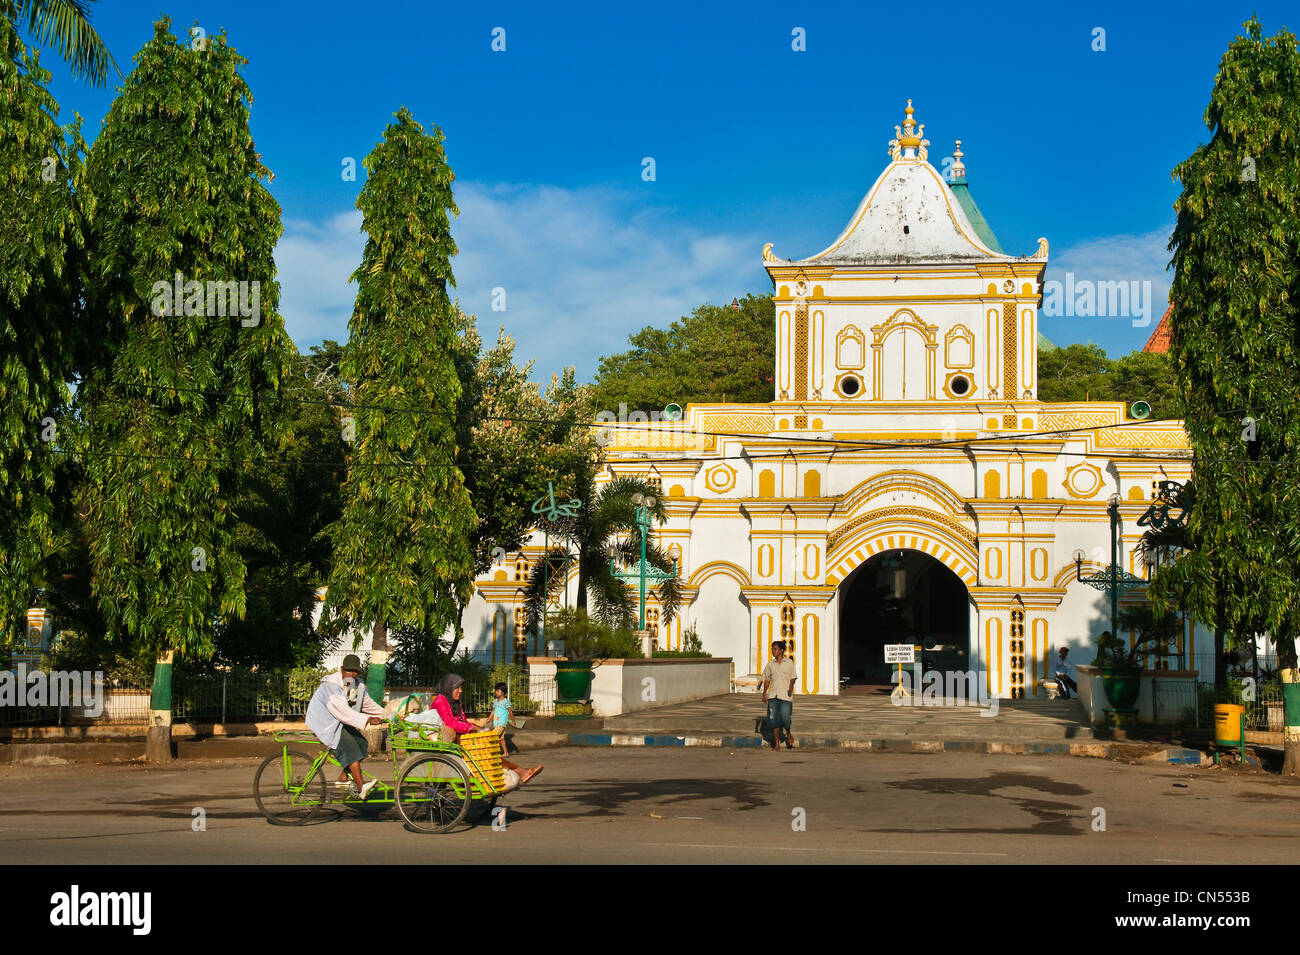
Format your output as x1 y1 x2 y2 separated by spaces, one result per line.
838 548 971 687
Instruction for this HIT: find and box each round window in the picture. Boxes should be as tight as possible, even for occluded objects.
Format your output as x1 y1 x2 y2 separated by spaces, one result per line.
839 375 862 397
949 374 971 396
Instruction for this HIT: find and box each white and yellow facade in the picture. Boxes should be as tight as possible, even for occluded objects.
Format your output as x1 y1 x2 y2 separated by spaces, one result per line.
459 102 1197 697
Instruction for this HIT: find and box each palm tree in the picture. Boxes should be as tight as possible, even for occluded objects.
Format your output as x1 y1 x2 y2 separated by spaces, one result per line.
522 472 680 638
7 0 120 87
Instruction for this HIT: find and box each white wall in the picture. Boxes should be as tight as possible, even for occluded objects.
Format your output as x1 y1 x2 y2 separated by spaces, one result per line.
691 576 750 673
530 658 731 717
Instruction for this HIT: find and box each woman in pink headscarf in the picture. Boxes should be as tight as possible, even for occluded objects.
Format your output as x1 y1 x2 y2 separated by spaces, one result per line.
431 674 543 786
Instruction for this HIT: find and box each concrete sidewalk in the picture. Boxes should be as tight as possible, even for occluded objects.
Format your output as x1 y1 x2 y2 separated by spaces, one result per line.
597 691 1097 741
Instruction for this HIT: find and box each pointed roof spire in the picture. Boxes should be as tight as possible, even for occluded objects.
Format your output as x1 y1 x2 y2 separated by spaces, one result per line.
887 99 929 161
950 140 965 180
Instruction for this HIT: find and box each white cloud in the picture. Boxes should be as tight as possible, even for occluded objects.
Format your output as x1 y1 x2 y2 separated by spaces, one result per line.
275 211 363 346
1042 225 1175 329
274 184 763 381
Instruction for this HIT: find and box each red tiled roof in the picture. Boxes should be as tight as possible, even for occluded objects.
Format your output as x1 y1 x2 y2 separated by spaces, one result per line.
1144 304 1172 353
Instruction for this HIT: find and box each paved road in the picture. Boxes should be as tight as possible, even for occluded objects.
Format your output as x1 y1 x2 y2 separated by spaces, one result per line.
1 748 1297 865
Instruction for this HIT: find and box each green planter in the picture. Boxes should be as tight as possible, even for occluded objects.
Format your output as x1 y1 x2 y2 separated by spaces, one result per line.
1100 667 1142 710
554 660 595 703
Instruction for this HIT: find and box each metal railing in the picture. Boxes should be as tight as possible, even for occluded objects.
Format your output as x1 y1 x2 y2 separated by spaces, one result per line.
1150 677 1199 727
528 671 556 717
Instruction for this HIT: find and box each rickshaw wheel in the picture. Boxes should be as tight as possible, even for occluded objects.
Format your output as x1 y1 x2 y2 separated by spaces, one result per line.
254 749 326 825
395 753 471 833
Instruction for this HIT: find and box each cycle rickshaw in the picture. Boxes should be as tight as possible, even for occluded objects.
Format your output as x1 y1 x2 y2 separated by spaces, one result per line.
253 718 506 833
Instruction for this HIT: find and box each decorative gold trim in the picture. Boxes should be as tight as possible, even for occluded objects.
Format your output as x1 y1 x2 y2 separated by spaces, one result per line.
1002 302 1017 407
828 505 976 551
944 324 975 369
795 303 809 401
704 464 737 494
1063 461 1104 499
836 324 866 370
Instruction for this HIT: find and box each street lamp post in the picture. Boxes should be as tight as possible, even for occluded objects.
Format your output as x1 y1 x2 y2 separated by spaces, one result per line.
531 481 582 653
1074 494 1145 640
611 492 677 654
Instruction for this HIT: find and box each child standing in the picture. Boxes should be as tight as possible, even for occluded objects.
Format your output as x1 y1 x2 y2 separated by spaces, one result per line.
490 682 512 756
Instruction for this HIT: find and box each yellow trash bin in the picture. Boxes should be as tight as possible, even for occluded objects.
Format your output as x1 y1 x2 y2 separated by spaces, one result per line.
1213 703 1245 750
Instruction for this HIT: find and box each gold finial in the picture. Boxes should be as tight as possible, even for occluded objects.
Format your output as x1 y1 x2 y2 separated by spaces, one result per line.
951 140 965 179
888 99 929 161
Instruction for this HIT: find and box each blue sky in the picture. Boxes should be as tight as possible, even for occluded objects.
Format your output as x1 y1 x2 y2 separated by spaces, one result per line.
37 1 1299 384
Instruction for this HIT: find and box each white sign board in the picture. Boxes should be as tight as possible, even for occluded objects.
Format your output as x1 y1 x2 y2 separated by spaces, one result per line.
884 643 915 664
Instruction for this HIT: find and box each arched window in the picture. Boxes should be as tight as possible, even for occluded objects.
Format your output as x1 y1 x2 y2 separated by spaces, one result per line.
984 470 1001 499
758 470 776 498
1031 469 1047 499
803 470 821 498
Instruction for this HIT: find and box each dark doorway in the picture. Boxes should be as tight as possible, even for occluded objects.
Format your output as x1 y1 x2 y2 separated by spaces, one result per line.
838 549 970 686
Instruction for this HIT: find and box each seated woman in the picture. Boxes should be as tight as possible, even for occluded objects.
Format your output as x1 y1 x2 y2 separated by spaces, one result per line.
432 674 543 787
396 693 443 739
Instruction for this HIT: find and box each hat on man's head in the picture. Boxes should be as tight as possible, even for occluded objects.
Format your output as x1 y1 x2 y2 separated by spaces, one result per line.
341 654 362 671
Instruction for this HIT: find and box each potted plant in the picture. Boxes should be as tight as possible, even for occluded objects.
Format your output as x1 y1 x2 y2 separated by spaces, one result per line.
545 609 641 714
1096 606 1182 710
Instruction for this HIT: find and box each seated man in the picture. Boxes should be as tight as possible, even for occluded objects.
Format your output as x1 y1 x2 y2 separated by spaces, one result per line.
305 654 386 799
1054 647 1078 699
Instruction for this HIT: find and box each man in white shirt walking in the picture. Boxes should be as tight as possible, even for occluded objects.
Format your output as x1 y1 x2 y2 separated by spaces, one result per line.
761 641 798 751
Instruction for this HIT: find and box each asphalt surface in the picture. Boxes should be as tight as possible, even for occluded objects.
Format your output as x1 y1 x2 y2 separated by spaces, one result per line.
1 747 1297 865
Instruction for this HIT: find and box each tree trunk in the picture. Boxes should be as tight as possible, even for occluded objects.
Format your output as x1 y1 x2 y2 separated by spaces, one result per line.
1281 633 1300 776
1282 666 1300 776
366 619 388 703
146 649 174 763
447 611 464 658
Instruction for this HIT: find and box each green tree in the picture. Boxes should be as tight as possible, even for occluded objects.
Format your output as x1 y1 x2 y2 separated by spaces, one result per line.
1037 344 1180 418
0 16 88 642
522 472 680 640
1165 17 1300 773
78 19 295 760
591 293 775 412
443 313 600 656
215 342 347 668
324 108 478 701
5 0 119 87
1111 350 1181 419
1035 343 1113 403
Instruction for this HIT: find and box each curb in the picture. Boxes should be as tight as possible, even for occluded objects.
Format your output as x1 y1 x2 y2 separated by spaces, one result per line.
568 732 1161 759
0 729 573 766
